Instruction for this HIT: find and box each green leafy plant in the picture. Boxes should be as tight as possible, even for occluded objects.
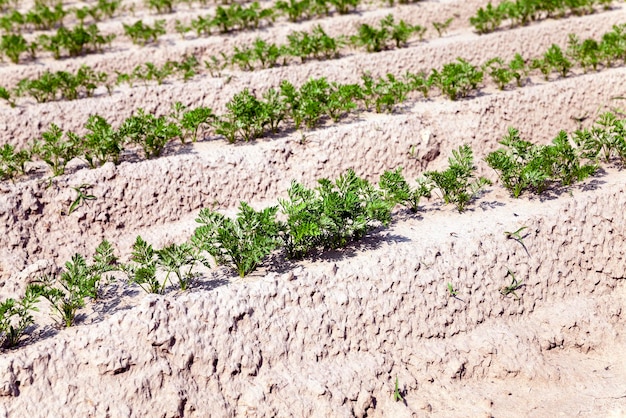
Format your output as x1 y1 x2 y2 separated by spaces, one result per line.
16 71 59 103
430 58 483 100
15 65 108 103
567 34 600 73
599 24 626 67
174 103 215 142
531 44 567 80
297 77 331 128
0 33 29 63
0 86 15 107
32 242 117 327
216 88 267 142
279 170 392 259
0 10 25 34
208 2 275 33
81 114 124 168
91 240 119 290
544 130 598 186
328 0 359 14
119 109 180 158
350 15 424 53
38 24 114 59
260 87 287 133
231 45 254 71
470 2 505 34
73 0 121 23
361 73 409 113
175 19 191 39
190 15 213 37
232 38 284 70
123 19 165 45
0 144 30 180
508 53 528 87
25 2 66 31
485 128 551 197
424 144 491 212
579 112 626 163
32 124 80 176
323 82 361 122
543 44 573 78
0 286 40 348
123 236 163 293
285 25 343 63
145 0 175 14
482 57 516 90
378 167 432 213
503 0 540 27
192 202 283 277
276 0 314 22
350 21 389 53
386 15 426 47
131 62 173 85
173 54 200 81
486 127 597 197
404 71 433 98
157 242 208 290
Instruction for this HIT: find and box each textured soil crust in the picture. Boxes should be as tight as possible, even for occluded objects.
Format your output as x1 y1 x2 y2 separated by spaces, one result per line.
1 0 626 416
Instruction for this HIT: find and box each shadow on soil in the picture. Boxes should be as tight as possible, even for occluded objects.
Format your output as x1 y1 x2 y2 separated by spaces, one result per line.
263 227 411 275
14 273 231 350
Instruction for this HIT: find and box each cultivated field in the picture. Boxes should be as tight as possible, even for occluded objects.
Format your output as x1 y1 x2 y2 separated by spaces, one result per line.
0 0 625 416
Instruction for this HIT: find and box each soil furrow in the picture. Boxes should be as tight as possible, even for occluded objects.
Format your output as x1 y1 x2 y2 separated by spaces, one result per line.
1 66 624 288
1 6 624 149
0 170 624 416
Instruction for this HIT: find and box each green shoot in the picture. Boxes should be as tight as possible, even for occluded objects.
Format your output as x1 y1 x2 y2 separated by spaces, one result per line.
432 17 453 37
394 376 404 402
68 184 96 215
504 226 528 242
500 268 524 300
446 282 458 297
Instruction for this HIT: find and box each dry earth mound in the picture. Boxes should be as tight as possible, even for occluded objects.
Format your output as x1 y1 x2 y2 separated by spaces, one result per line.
0 0 625 416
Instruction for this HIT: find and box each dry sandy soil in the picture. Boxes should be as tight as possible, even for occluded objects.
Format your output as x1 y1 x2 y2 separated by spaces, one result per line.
1 0 626 416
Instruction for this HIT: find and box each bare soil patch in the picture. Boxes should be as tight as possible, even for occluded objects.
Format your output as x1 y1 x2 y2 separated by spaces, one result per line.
0 0 625 416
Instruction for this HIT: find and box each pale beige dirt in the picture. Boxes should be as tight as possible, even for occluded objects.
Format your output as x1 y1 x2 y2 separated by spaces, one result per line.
2 3 626 146
0 0 626 416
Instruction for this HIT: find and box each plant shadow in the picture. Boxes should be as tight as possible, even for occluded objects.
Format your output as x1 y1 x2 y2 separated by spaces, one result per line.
263 229 411 275
477 199 506 211
537 176 607 202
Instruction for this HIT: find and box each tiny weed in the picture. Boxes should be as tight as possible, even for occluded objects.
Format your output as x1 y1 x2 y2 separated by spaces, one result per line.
446 282 458 297
68 183 96 215
500 268 524 300
394 376 404 402
432 17 453 37
504 226 528 242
